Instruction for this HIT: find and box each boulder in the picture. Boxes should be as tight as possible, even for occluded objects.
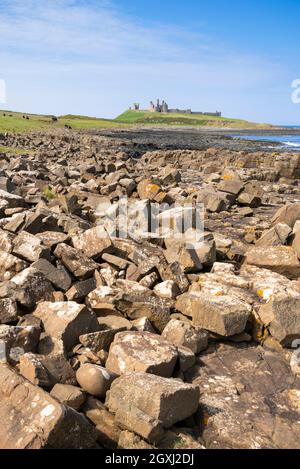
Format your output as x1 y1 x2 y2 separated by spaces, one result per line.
0 364 96 448
50 383 86 410
162 319 208 354
244 246 300 279
258 295 300 346
34 302 99 351
176 292 251 336
106 331 178 377
106 372 200 442
12 231 50 262
76 364 116 398
72 226 112 259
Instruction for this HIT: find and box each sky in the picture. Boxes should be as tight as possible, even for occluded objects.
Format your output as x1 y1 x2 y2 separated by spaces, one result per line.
0 0 299 124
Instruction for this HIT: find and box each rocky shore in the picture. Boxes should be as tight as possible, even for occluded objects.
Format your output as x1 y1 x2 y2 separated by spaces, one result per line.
1 127 300 449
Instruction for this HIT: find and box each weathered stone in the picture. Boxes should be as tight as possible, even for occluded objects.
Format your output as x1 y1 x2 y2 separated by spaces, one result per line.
244 246 300 279
0 249 27 282
106 331 178 377
255 223 292 248
10 267 54 309
0 325 40 364
271 203 300 229
162 319 208 354
176 292 251 336
0 363 96 448
54 243 98 279
36 231 69 248
34 302 99 351
19 352 52 388
82 396 121 448
72 226 112 259
0 298 18 324
12 231 50 262
50 383 86 410
115 293 171 333
66 277 96 301
32 258 72 292
218 179 244 196
106 372 200 436
153 280 180 299
76 364 116 398
79 327 126 352
258 295 300 346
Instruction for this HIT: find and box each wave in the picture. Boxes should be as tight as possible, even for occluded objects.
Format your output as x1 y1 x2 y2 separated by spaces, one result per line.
285 141 300 148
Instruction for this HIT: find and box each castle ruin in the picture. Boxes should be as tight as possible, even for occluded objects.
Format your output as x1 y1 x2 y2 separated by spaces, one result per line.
132 99 221 117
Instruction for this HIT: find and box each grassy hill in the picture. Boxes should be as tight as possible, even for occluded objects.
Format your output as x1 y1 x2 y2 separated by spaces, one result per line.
0 108 273 133
115 110 272 128
0 110 119 133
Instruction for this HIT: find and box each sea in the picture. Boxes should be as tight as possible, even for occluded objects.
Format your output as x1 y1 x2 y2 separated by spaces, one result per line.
232 126 300 151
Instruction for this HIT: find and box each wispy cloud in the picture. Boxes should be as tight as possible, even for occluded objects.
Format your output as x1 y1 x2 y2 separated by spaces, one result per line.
0 0 290 121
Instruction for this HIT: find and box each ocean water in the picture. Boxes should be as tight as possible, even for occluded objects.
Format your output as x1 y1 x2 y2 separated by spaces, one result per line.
232 127 300 150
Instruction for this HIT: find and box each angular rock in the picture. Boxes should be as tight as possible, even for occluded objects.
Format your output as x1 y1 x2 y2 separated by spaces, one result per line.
12 231 50 262
244 246 300 280
258 295 300 346
0 298 18 324
0 325 40 365
10 267 54 309
106 372 200 439
32 258 72 292
50 383 86 410
72 226 112 259
34 302 99 351
0 249 27 282
54 243 98 279
105 331 178 377
176 292 251 336
162 319 208 354
0 363 96 448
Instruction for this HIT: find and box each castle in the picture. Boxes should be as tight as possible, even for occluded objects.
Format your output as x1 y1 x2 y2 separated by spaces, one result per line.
131 99 221 117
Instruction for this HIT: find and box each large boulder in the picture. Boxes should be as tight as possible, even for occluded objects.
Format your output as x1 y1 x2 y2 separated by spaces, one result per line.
176 291 251 336
34 302 99 351
0 364 96 449
271 203 300 229
106 331 178 377
258 294 300 346
244 246 300 280
162 319 208 354
106 372 200 443
72 227 112 259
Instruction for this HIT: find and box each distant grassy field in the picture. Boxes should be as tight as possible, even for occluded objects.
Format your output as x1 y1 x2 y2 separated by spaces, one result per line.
0 110 119 133
0 108 272 133
115 110 272 128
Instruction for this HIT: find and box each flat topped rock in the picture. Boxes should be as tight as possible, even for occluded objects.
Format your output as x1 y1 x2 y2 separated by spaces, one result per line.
0 364 96 449
105 331 178 378
244 246 300 280
106 372 200 431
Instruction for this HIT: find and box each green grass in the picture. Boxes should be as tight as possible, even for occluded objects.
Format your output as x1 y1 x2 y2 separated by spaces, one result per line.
0 145 35 155
115 110 272 128
0 110 119 133
0 108 272 134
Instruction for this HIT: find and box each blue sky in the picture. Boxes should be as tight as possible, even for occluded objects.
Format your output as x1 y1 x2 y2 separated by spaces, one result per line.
0 0 299 123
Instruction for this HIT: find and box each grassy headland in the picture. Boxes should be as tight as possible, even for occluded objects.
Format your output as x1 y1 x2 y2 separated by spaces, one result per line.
0 108 273 134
